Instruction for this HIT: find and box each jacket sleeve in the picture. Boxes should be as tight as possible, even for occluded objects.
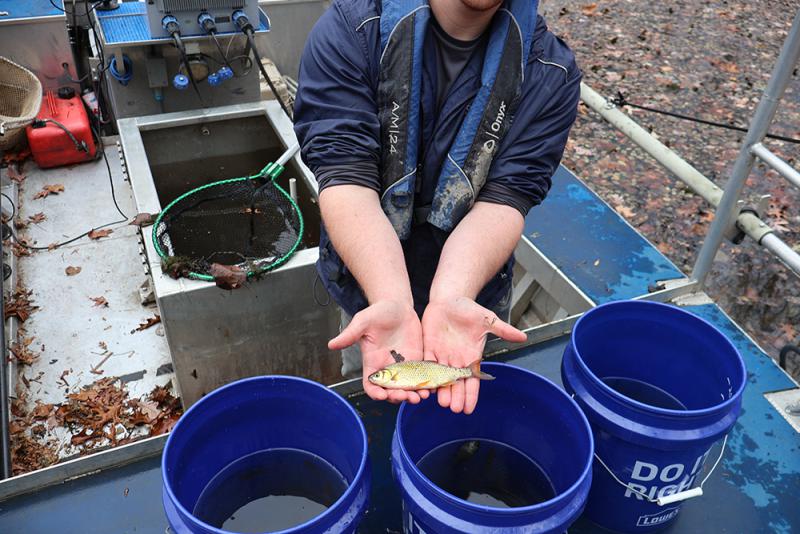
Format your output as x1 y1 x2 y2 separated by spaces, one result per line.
293 3 382 192
478 47 582 216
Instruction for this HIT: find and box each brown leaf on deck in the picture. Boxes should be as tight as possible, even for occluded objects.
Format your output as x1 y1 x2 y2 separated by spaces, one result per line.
88 228 113 240
11 435 58 476
4 290 38 322
33 184 65 199
28 212 47 224
131 315 161 334
129 213 157 227
10 343 39 365
14 218 28 230
210 263 247 290
6 164 25 184
91 296 109 307
65 266 81 276
31 402 54 420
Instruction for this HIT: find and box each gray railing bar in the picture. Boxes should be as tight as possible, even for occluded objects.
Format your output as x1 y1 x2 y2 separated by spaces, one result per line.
691 8 800 285
751 142 800 189
761 233 800 274
580 83 774 246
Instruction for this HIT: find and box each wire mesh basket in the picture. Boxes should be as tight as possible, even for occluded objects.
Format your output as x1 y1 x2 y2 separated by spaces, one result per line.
0 57 42 151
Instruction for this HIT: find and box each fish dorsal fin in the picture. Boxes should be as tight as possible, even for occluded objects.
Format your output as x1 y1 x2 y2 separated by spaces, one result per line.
390 350 405 363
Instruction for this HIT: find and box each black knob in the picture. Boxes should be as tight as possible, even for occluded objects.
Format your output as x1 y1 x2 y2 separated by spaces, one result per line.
57 86 76 100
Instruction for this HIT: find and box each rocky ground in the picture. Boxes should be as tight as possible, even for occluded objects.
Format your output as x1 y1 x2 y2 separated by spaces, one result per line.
539 0 800 378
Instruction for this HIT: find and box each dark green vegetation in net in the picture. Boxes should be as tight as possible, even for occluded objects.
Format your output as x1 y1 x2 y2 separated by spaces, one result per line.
152 162 303 289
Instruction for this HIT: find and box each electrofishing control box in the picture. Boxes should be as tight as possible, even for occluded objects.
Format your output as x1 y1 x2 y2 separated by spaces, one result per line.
26 88 96 169
145 0 261 38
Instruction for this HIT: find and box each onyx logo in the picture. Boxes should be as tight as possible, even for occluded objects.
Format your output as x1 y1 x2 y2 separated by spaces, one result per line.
388 101 402 154
482 100 507 152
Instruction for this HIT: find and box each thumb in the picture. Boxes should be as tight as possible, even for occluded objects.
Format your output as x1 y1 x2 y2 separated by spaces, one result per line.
329 315 367 350
486 315 527 343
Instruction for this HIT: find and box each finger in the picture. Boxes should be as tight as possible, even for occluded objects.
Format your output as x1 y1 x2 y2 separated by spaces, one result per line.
406 390 422 404
450 379 465 414
487 315 527 343
464 377 480 415
418 389 430 400
437 385 451 408
328 316 366 351
388 389 410 404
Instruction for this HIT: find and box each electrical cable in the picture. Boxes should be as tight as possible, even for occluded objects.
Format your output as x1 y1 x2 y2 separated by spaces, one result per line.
612 91 800 145
241 27 294 120
9 125 127 251
49 0 101 16
35 119 89 153
170 33 206 107
210 32 233 70
1 193 16 221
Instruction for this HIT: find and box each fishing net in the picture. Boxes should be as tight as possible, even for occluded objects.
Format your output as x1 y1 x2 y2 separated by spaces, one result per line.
152 160 303 285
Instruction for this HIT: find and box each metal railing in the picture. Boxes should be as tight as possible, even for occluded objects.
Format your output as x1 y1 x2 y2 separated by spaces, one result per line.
580 7 800 285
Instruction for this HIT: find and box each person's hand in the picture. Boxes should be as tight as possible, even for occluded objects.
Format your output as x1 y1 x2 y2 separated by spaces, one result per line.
328 300 430 404
421 297 527 414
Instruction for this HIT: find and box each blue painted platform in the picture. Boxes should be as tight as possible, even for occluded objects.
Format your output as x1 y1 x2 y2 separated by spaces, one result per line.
528 167 685 304
0 0 64 21
0 166 797 532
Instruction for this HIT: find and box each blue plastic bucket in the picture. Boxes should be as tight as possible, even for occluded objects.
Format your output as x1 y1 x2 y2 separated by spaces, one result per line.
392 362 594 533
562 301 746 533
162 376 370 534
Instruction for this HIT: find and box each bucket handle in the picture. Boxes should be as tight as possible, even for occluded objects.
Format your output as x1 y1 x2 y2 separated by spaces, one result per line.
593 435 729 507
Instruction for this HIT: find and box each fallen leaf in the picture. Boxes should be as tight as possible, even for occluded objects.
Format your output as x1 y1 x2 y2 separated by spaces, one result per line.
65 266 81 276
615 205 636 219
28 213 46 224
210 263 247 290
31 403 54 419
129 213 157 227
4 290 38 322
14 218 28 230
99 341 108 350
10 343 38 365
90 296 108 307
88 228 113 240
6 165 25 184
47 242 58 251
581 3 598 16
33 184 64 199
131 315 161 334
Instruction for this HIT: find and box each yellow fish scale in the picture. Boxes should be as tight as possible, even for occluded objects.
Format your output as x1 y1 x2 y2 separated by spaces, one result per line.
384 361 472 389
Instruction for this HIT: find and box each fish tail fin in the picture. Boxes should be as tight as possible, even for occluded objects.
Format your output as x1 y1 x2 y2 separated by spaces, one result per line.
469 359 495 381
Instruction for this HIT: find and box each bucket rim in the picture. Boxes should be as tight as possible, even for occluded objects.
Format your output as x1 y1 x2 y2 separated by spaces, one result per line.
570 300 747 417
395 362 594 517
161 374 369 534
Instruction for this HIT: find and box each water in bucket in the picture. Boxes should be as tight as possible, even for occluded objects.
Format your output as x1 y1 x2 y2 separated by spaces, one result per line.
192 448 348 533
417 439 556 508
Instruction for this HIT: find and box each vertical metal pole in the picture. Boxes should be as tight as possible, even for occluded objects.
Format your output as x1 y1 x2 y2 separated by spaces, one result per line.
0 160 12 479
691 8 800 285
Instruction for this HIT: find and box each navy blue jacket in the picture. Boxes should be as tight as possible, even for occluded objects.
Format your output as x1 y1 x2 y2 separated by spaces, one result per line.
294 0 581 317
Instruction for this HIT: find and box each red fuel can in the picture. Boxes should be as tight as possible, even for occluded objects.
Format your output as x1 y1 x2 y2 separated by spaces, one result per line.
26 88 96 168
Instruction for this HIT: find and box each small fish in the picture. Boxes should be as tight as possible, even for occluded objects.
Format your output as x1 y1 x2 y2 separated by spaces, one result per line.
368 350 495 390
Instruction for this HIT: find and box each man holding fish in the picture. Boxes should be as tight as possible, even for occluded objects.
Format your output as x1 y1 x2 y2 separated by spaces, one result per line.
294 0 580 413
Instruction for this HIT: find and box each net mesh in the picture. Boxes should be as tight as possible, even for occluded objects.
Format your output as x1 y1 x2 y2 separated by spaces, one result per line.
153 164 303 283
0 57 42 151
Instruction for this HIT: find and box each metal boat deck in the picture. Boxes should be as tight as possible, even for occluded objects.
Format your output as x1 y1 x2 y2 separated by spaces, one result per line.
1 159 798 532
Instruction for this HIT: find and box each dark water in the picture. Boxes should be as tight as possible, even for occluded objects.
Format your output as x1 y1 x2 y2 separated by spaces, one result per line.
416 439 556 508
603 376 688 410
193 448 348 533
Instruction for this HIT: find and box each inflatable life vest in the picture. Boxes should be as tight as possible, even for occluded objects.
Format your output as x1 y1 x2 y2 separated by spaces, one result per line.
378 0 539 239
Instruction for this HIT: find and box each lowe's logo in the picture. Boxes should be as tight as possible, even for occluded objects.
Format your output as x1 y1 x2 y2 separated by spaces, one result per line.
636 507 680 527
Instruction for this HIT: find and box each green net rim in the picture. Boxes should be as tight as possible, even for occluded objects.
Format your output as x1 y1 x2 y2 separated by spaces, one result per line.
151 161 305 282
